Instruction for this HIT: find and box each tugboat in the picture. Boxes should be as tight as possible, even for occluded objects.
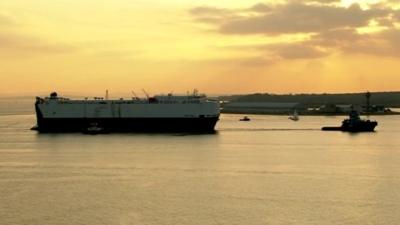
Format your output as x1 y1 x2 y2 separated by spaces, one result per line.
322 110 378 132
239 116 251 121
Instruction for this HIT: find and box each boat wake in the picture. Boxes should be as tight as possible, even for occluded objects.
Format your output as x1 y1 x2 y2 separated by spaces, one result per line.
219 128 320 132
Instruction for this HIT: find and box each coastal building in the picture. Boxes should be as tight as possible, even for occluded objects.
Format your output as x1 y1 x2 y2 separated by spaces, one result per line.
363 105 387 113
317 104 388 114
336 105 363 113
221 102 303 114
318 104 362 113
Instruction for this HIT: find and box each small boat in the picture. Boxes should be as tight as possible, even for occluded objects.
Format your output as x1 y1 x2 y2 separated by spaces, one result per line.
289 110 299 121
322 110 378 132
239 116 250 121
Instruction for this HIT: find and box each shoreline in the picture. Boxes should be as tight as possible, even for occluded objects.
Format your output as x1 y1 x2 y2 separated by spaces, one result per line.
2 111 400 117
221 111 400 116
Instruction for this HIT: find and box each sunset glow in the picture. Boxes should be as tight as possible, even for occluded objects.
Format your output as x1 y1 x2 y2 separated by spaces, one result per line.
1 0 400 95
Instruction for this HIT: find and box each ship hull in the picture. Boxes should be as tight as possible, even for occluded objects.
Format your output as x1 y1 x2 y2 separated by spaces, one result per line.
340 121 377 132
35 103 219 133
34 93 220 133
35 117 219 133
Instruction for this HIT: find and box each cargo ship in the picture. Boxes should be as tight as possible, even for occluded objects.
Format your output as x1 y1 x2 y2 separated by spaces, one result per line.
34 92 220 133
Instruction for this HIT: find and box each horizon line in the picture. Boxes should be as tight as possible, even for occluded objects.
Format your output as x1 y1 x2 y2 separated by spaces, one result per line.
1 90 400 98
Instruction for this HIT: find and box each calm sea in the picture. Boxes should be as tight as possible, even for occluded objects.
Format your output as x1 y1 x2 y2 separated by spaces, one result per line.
1 102 400 225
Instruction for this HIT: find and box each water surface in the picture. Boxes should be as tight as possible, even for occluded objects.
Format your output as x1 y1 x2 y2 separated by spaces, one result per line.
1 113 400 225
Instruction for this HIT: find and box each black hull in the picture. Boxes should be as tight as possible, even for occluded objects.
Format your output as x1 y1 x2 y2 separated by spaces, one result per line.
322 122 378 132
36 118 219 133
35 102 219 133
341 122 378 132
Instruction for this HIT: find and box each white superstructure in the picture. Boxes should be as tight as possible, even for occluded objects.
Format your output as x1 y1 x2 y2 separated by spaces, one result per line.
37 93 219 119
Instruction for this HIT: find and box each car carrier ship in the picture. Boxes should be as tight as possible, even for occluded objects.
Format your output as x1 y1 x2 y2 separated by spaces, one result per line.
34 91 220 133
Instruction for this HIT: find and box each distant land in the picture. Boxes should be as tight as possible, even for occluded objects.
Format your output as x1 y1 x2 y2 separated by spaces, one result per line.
218 91 400 108
1 91 400 116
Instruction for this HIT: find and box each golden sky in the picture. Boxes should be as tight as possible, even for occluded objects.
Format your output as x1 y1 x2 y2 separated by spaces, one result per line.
0 0 400 95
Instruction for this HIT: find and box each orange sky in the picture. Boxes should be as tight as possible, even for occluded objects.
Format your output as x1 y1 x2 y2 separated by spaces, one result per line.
0 0 400 95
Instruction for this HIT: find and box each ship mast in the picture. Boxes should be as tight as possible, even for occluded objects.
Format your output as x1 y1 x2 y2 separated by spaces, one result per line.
365 91 371 116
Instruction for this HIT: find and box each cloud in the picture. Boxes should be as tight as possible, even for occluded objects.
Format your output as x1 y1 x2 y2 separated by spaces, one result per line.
190 1 400 60
190 6 231 16
189 6 236 25
249 3 273 13
249 0 341 13
0 32 77 57
222 41 330 61
190 2 398 35
219 3 388 35
270 43 329 59
259 27 400 59
309 28 363 48
345 29 400 57
211 57 274 67
303 27 400 57
394 10 400 21
0 12 76 57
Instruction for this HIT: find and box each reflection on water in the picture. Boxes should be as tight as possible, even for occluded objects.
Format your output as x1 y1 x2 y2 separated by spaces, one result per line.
1 114 400 225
